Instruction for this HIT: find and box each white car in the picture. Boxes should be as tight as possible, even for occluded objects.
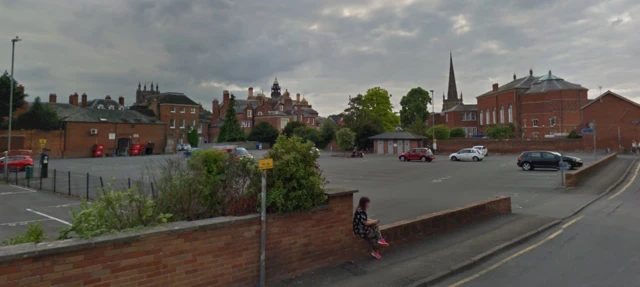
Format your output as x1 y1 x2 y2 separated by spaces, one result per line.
311 147 321 156
182 143 192 151
472 145 488 156
449 148 484 162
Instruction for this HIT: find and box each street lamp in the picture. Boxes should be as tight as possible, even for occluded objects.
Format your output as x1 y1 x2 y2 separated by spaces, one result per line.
430 90 435 152
5 36 22 179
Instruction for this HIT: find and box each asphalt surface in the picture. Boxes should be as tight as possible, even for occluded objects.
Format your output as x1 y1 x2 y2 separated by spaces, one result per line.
436 160 640 287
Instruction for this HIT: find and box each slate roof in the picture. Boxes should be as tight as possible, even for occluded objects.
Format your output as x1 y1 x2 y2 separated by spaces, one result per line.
146 92 199 106
477 75 538 98
328 115 341 123
86 99 123 110
444 104 478 112
477 71 586 98
43 103 163 124
301 107 319 116
369 132 425 140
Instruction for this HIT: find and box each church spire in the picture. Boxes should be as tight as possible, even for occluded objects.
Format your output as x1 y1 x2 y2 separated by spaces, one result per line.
447 52 458 101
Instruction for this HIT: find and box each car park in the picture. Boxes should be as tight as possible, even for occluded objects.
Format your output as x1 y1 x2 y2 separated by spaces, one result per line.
517 151 583 171
0 155 34 171
449 148 484 162
472 145 488 156
399 148 434 162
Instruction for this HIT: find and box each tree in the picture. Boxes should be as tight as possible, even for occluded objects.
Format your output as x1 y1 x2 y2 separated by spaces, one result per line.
363 87 400 132
426 124 450 140
319 120 337 148
14 97 61 131
216 94 245 142
282 121 306 137
335 128 356 151
450 127 466 138
486 124 515 140
247 121 280 145
399 87 431 128
294 126 322 145
342 87 399 149
406 121 428 136
0 71 27 121
187 128 199 147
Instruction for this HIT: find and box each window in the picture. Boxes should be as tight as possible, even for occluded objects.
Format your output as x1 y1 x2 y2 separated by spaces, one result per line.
307 118 310 123
180 107 185 113
198 124 202 133
479 112 483 125
247 110 252 118
523 119 527 127
529 152 541 158
542 152 557 159
532 119 539 127
550 117 556 127
500 106 505 124
180 119 185 129
257 111 263 116
532 132 539 139
492 108 496 124
241 121 251 128
446 113 449 122
170 119 175 129
170 106 176 113
508 105 513 123
192 120 196 128
280 106 284 111
486 110 490 125
312 118 315 125
191 108 196 114
108 105 115 110
97 104 104 110
471 113 476 121
281 118 289 129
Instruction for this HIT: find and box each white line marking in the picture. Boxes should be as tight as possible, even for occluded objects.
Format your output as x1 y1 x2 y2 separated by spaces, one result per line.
26 208 71 226
432 176 452 183
9 185 37 192
0 191 36 195
39 203 82 208
0 219 52 227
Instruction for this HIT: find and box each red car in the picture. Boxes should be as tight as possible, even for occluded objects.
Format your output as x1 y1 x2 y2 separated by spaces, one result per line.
0 155 34 171
399 148 434 162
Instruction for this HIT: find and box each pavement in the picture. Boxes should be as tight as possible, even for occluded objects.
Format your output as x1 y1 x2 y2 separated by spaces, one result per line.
435 159 640 287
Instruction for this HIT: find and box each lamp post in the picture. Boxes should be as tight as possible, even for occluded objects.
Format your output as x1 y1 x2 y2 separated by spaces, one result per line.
5 36 22 179
430 90 435 152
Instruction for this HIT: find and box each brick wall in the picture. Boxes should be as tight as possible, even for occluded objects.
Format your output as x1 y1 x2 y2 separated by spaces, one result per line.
582 92 640 152
435 138 584 154
0 130 65 158
64 122 166 158
565 153 617 187
157 103 199 144
0 189 356 287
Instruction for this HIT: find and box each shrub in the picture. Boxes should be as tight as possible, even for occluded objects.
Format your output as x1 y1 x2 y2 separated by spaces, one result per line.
567 129 581 139
335 128 356 151
248 121 280 145
282 121 306 137
2 223 46 246
450 127 466 138
426 124 450 140
486 124 515 140
294 126 322 145
188 128 199 147
265 135 326 213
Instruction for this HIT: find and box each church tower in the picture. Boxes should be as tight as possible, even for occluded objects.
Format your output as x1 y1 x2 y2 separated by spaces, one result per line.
442 52 462 111
270 77 282 98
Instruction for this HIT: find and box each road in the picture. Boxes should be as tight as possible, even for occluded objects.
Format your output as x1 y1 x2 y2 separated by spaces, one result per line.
437 161 640 287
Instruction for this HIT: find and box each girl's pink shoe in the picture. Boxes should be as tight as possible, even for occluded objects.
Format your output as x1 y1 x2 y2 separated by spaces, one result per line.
371 251 382 259
378 239 389 246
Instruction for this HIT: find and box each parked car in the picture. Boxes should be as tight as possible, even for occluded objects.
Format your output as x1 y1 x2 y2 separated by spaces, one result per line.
213 146 254 160
0 155 34 171
517 151 583 171
472 145 488 156
182 143 192 151
399 148 435 162
449 148 484 162
177 143 184 151
311 147 321 156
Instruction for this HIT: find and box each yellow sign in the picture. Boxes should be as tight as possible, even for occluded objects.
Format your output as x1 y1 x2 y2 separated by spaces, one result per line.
258 158 274 170
433 139 437 143
39 139 47 148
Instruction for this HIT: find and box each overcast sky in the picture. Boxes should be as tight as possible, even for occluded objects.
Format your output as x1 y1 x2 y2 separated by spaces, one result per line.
1 0 639 116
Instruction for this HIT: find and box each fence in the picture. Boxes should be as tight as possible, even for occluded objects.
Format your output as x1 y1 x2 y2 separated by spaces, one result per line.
4 167 155 201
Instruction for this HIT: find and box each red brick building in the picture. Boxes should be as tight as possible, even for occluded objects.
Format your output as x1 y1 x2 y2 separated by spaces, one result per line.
208 78 320 142
581 91 640 152
369 132 425 154
476 70 588 139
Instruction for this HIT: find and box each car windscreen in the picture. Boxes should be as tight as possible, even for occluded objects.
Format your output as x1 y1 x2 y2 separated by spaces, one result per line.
235 148 249 155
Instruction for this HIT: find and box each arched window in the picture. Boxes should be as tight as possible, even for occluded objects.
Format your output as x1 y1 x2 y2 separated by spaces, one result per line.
500 106 505 124
486 109 490 125
508 105 513 123
492 108 496 124
479 111 483 125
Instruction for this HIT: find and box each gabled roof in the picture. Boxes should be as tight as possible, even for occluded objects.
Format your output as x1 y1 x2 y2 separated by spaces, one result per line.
477 71 586 98
43 103 162 124
369 132 425 140
581 90 640 110
146 92 199 106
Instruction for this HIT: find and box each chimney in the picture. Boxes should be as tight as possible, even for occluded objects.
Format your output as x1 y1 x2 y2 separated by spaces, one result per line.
118 96 125 106
105 95 112 100
212 99 220 125
513 73 517 81
529 69 533 76
223 90 230 104
492 83 499 91
296 93 301 102
49 93 57 103
248 87 254 99
69 93 79 106
81 93 87 107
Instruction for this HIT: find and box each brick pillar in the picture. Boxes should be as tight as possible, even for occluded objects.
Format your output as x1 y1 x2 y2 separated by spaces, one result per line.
49 93 57 103
81 93 87 107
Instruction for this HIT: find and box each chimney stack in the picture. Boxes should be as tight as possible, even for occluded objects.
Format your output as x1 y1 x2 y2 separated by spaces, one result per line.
248 87 254 99
492 83 499 91
49 93 57 103
223 90 230 104
296 93 301 102
69 93 79 106
81 93 87 107
118 96 125 106
106 95 112 100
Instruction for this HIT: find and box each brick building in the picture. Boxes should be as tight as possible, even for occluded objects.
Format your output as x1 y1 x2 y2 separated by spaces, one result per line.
476 70 588 139
208 78 320 142
369 132 425 154
428 53 479 137
581 91 640 152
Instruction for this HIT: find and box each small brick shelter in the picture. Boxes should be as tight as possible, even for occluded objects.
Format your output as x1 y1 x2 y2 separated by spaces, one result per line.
370 132 425 155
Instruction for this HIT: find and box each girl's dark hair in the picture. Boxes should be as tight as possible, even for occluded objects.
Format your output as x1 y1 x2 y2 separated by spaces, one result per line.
358 197 370 210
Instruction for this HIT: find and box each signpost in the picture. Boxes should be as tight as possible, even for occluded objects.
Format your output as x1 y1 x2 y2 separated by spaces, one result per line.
559 159 568 187
258 158 273 287
39 139 47 152
589 121 596 161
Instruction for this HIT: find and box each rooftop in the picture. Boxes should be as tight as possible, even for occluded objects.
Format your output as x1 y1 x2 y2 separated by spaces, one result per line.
146 92 199 106
43 103 162 124
369 132 425 140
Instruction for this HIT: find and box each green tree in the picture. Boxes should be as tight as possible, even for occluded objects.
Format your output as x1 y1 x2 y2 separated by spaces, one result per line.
248 121 280 145
363 87 400 132
426 124 451 140
282 121 306 137
399 87 431 128
187 128 199 147
319 119 337 148
342 88 399 149
0 71 27 121
294 126 322 144
216 94 245 142
335 128 356 151
486 124 515 140
450 127 466 138
14 97 61 130
406 121 428 136
266 135 326 213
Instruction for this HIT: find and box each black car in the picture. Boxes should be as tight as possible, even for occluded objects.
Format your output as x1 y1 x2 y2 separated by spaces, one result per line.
517 151 583 171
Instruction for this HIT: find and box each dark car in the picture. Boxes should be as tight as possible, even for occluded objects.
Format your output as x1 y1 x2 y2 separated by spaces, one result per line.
399 148 435 162
517 151 583 171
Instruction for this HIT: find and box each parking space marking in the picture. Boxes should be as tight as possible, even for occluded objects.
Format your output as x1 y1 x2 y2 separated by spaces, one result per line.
432 176 452 183
39 203 82 208
0 219 52 227
0 185 38 195
26 208 71 226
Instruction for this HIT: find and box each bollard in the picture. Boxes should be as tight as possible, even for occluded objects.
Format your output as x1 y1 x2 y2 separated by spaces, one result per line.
53 169 57 193
68 171 71 196
86 173 89 200
15 169 18 185
100 176 104 188
150 182 155 198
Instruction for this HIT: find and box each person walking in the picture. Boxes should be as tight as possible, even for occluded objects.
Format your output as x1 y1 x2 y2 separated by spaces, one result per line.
353 197 389 259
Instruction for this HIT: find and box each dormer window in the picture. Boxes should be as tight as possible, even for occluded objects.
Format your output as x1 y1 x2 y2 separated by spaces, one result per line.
97 104 104 110
258 112 263 116
280 106 283 111
108 105 115 110
247 110 252 118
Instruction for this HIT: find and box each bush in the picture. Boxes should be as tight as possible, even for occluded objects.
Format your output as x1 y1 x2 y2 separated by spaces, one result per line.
567 129 582 139
248 121 280 145
282 121 306 137
426 124 450 140
294 126 322 145
486 124 515 140
318 120 337 149
450 127 466 138
2 223 46 246
188 129 199 147
336 128 356 151
265 135 326 213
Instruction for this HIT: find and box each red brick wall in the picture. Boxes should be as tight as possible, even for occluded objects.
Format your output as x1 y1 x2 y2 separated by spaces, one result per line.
64 122 166 158
520 89 587 138
565 153 617 187
0 191 355 287
582 93 640 152
0 130 65 158
442 110 478 131
435 138 584 154
477 90 518 135
157 103 200 144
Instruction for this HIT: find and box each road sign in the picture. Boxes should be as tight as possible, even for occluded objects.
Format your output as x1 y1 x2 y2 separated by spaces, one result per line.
258 158 273 170
581 128 594 134
560 162 569 171
39 139 47 148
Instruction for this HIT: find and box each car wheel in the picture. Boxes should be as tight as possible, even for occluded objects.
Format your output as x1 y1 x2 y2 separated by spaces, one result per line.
521 162 532 171
400 156 406 162
472 156 479 162
451 156 457 161
421 156 427 162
